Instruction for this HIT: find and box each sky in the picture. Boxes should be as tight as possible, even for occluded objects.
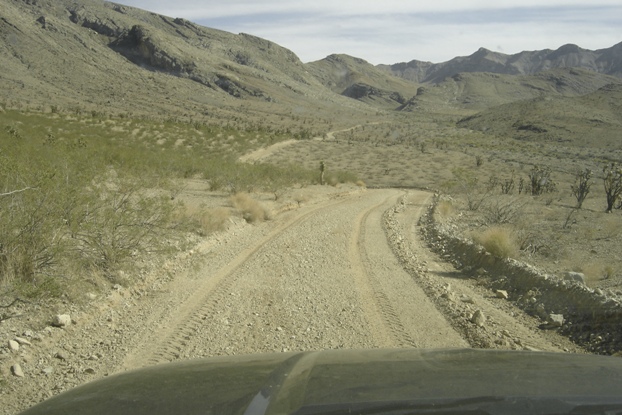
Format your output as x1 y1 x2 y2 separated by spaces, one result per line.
111 1 621 65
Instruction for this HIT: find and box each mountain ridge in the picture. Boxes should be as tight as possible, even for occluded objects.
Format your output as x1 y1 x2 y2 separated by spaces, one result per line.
1 0 621 119
378 42 622 83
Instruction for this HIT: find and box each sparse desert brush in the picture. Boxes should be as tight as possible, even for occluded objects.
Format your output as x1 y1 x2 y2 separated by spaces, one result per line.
482 196 526 225
231 193 271 223
200 207 231 233
178 205 230 235
473 226 519 259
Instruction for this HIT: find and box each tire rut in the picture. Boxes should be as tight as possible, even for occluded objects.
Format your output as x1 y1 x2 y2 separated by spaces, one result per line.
122 193 361 368
349 191 418 348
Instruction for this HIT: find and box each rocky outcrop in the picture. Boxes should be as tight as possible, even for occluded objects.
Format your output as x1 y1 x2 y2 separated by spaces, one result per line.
110 25 194 74
68 5 123 37
342 83 406 104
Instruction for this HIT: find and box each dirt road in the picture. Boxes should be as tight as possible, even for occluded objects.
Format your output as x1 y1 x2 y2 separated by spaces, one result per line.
2 188 580 414
121 189 466 370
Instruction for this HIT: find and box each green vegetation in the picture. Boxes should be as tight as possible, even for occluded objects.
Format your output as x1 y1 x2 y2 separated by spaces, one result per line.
0 109 356 299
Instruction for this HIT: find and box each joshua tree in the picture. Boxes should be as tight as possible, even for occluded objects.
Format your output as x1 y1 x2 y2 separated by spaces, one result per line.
571 168 592 209
603 163 622 213
529 166 555 196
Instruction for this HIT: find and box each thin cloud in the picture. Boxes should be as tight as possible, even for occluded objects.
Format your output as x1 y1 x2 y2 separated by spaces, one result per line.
112 1 621 64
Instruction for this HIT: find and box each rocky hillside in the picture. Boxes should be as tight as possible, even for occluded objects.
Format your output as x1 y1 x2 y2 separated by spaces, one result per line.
0 0 365 123
305 54 420 109
1 0 621 118
456 82 622 147
380 43 622 84
399 68 622 113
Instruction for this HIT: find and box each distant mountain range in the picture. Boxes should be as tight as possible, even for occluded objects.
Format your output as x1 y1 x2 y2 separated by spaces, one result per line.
377 43 622 83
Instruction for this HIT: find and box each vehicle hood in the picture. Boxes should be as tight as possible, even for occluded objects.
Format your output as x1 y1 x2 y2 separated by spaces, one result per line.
19 348 622 414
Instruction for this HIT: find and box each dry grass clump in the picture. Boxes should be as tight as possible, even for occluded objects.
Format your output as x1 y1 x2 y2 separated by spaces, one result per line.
473 226 519 259
199 207 231 233
231 193 271 223
572 262 617 285
176 205 231 235
434 200 455 221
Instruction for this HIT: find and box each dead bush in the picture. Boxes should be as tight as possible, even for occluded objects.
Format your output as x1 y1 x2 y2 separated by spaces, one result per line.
473 226 519 259
231 193 271 223
482 196 526 225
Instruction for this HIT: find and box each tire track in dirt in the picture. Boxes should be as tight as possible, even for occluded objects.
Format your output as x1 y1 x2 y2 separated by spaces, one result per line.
348 192 418 348
121 192 363 368
123 189 468 370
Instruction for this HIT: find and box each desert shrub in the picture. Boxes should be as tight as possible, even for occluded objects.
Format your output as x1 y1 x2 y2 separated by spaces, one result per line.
482 196 525 224
72 178 177 271
434 200 454 221
473 226 519 259
528 165 556 196
0 112 181 291
450 168 488 211
515 228 552 258
200 208 231 233
0 140 72 287
0 186 65 286
574 263 617 284
500 171 516 195
231 193 271 223
603 163 622 213
178 205 230 235
517 177 526 194
571 168 592 209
